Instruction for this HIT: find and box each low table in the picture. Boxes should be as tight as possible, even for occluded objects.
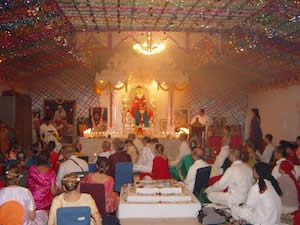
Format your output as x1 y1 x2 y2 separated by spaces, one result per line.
118 184 201 219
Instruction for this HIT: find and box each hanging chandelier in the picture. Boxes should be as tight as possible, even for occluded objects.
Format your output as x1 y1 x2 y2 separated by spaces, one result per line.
133 32 165 55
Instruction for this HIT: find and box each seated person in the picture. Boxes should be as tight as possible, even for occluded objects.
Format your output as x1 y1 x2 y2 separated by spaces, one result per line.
184 147 210 192
125 139 139 163
231 162 282 225
108 138 131 178
286 142 300 166
150 137 159 155
169 133 191 166
48 173 101 225
128 133 143 152
260 134 275 163
140 144 171 180
81 157 119 213
272 146 290 179
134 136 154 173
244 140 260 168
98 140 114 159
0 164 48 225
26 151 57 210
277 160 300 214
213 136 231 175
170 139 197 181
205 149 253 207
56 146 89 189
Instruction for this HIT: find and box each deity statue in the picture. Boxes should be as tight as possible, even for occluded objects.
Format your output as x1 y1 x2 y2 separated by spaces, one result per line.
130 86 152 127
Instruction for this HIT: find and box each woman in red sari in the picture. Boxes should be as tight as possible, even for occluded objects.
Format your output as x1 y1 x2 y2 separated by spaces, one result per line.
26 151 57 210
140 144 171 180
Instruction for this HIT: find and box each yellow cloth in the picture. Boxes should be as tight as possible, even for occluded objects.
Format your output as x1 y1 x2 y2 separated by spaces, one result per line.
127 145 138 163
48 193 100 225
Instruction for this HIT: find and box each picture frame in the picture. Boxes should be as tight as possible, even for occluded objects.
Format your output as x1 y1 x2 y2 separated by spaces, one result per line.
160 119 168 131
44 99 76 144
174 109 190 129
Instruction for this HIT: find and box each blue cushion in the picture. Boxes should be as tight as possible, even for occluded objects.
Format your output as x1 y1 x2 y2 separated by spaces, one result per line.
88 163 97 172
57 206 91 225
115 162 133 192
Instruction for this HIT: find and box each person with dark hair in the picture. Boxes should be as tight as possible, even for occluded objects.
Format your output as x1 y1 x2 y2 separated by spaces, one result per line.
272 146 290 179
134 136 154 173
140 144 171 180
296 136 300 147
231 162 282 225
278 160 300 214
40 116 59 147
260 133 275 163
169 139 197 181
82 157 119 213
108 138 131 178
48 173 102 225
150 137 159 154
26 151 57 210
0 164 48 225
249 108 264 154
184 148 210 192
205 149 253 207
286 142 300 166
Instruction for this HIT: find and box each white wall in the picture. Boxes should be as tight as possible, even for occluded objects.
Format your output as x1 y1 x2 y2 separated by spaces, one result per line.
247 85 300 145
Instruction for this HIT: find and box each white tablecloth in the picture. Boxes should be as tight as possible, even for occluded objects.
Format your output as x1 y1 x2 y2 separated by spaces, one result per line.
118 185 201 218
79 137 181 162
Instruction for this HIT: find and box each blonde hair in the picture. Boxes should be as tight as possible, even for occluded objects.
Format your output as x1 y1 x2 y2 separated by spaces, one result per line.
61 173 80 192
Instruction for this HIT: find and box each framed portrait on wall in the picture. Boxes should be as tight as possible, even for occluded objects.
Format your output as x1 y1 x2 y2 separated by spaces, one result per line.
90 107 108 131
160 119 168 132
44 99 76 144
174 109 190 129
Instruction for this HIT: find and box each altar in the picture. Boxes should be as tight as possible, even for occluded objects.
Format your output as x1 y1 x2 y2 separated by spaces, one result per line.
79 137 181 163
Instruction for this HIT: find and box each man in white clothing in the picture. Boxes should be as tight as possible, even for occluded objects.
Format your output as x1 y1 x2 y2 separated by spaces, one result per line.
190 109 212 138
213 136 231 175
259 134 275 163
205 149 253 207
185 148 210 192
133 136 154 173
169 133 191 166
40 116 59 146
56 146 89 188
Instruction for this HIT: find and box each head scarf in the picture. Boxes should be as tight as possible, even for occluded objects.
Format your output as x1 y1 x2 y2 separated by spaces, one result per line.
280 160 300 207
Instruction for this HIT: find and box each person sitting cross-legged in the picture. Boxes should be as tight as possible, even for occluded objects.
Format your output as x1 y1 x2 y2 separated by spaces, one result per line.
184 147 210 192
133 136 154 173
205 149 254 207
231 162 282 225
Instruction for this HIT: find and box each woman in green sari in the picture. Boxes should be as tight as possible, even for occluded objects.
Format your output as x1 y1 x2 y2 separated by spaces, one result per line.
170 139 198 181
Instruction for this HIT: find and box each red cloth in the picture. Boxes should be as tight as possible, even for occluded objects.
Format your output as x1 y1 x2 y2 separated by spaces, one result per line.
208 175 223 187
108 151 132 178
287 154 300 166
280 161 300 208
49 152 59 172
294 210 300 225
0 179 4 189
140 156 171 180
230 136 243 149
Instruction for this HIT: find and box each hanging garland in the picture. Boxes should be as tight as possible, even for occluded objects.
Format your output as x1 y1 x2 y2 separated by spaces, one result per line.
94 81 128 95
